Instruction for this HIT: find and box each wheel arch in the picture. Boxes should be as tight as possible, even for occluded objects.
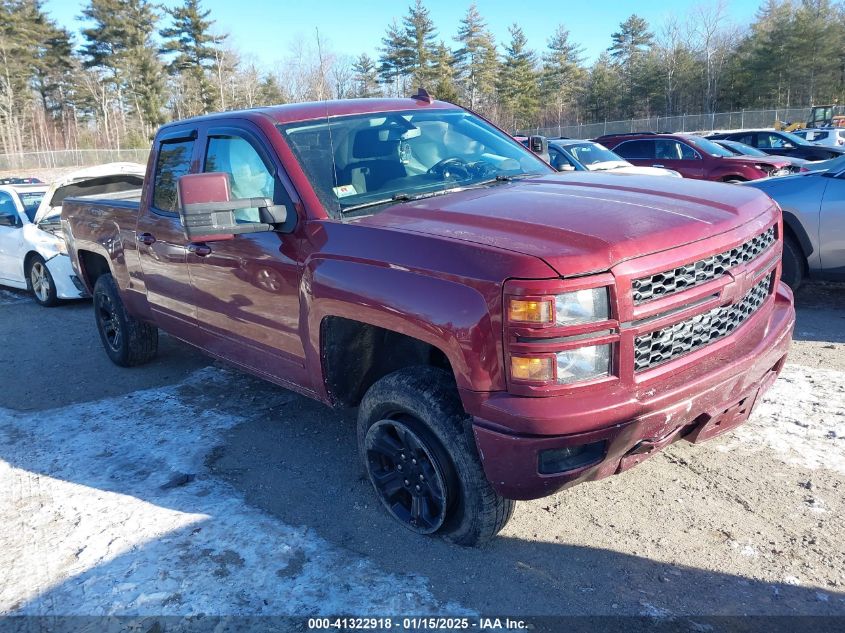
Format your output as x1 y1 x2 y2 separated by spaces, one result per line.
306 258 505 406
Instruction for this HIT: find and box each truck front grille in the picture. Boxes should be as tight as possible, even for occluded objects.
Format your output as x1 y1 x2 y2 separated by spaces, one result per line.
634 272 773 371
632 226 775 305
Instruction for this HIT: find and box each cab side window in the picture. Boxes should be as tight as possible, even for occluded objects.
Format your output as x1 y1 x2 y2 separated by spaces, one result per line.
205 135 276 223
152 139 195 213
0 191 19 225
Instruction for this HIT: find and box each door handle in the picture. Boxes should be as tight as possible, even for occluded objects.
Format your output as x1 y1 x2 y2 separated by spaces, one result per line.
188 242 212 257
137 232 156 246
652 164 665 168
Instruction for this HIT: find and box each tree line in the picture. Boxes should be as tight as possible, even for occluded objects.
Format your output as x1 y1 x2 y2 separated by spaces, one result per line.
2 0 845 155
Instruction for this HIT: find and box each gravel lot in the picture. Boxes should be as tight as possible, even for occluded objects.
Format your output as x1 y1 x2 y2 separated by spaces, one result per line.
0 282 843 620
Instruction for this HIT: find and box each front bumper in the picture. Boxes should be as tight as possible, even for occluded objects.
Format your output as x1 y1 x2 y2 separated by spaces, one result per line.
45 253 89 299
469 283 795 500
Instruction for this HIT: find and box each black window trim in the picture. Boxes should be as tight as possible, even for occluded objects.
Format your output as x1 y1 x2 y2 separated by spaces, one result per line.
150 132 197 218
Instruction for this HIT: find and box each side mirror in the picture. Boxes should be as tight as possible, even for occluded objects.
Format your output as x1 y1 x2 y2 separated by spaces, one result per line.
177 172 288 241
0 212 19 227
527 135 548 156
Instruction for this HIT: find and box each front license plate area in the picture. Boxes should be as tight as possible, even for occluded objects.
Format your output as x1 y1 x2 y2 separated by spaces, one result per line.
686 392 758 443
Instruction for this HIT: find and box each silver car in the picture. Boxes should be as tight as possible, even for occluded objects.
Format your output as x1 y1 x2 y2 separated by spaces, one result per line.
744 156 845 288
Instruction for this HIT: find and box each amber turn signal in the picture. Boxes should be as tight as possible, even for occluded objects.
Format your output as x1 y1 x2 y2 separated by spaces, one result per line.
508 299 553 324
510 356 555 382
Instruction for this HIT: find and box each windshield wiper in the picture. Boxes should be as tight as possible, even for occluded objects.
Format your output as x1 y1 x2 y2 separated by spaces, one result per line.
341 190 449 213
340 173 541 214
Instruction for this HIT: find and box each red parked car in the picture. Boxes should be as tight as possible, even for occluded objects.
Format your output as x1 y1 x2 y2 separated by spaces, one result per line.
61 98 794 545
596 132 792 182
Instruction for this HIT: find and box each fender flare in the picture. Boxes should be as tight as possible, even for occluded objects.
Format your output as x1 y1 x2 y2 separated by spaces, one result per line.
303 257 504 398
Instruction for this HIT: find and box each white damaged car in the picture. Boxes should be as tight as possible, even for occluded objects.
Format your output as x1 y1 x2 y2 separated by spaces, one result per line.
0 163 145 306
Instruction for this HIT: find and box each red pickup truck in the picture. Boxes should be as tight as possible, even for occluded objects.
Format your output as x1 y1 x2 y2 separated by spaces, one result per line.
62 97 795 545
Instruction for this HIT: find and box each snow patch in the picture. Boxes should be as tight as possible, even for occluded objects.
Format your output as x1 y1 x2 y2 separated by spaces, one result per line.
724 365 845 474
0 367 470 616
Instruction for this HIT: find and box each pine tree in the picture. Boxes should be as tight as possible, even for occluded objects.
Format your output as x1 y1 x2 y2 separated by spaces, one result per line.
352 54 381 98
429 42 459 102
378 19 412 96
585 52 622 122
540 24 586 127
497 24 539 132
453 2 498 110
402 0 438 89
159 0 223 115
608 14 653 116
257 74 287 106
80 0 166 137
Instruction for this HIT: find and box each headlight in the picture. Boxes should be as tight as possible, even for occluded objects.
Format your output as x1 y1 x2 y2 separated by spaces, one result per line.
508 288 610 325
554 288 609 325
556 344 611 384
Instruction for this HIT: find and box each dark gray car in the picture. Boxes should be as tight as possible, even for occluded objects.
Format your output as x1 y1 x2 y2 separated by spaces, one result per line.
744 157 845 288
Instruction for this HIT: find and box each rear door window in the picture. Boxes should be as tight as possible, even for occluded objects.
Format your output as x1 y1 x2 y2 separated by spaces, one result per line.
613 139 654 160
152 139 195 213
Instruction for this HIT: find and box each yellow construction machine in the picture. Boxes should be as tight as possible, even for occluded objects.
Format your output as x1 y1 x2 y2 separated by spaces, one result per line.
774 104 845 131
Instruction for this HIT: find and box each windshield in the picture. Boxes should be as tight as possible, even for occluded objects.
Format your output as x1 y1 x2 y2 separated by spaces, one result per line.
564 142 626 167
721 141 767 157
780 131 811 146
279 109 551 216
686 136 735 157
20 192 45 222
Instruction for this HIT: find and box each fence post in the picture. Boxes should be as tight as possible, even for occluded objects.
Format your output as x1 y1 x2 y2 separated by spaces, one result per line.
741 110 744 128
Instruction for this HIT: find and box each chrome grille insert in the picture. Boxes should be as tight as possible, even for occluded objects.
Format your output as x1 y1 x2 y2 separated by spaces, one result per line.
632 226 776 304
634 273 773 371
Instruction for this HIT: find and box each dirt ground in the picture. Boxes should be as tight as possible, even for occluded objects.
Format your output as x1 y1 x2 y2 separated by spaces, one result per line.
0 281 843 620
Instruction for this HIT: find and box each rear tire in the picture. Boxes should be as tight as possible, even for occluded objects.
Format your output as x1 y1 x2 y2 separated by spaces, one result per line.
358 366 515 546
93 273 158 367
26 255 59 307
781 235 805 290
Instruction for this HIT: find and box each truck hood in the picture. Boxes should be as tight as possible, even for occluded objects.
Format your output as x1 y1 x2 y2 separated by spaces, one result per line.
356 172 775 276
33 162 146 225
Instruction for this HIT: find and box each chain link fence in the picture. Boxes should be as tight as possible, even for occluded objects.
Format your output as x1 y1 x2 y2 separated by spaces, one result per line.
0 148 150 171
3 105 843 168
520 107 840 139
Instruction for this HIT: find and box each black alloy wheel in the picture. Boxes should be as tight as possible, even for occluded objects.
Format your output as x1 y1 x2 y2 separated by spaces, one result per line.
95 289 122 352
364 417 451 534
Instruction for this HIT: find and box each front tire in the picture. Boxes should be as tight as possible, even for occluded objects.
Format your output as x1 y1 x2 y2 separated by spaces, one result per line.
781 235 805 290
93 273 158 366
358 367 515 546
27 255 59 307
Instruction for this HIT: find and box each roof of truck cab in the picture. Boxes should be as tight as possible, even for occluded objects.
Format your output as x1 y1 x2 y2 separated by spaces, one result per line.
158 98 462 130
